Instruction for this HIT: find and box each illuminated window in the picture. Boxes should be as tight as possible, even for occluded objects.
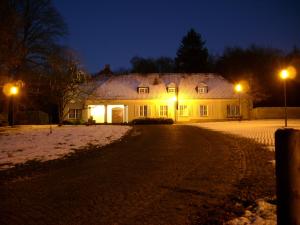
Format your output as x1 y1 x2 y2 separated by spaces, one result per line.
167 87 176 93
138 87 149 94
197 83 208 93
139 105 148 117
200 105 208 117
227 105 240 117
69 109 82 119
179 105 189 116
159 105 168 117
199 87 208 93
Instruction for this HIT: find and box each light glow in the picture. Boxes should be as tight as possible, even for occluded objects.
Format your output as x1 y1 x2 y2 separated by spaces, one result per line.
10 86 18 95
287 66 297 79
3 83 19 96
170 96 177 102
89 105 105 123
234 83 243 93
280 69 289 80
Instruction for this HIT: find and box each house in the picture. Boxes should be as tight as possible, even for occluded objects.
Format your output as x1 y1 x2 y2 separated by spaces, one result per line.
65 73 252 123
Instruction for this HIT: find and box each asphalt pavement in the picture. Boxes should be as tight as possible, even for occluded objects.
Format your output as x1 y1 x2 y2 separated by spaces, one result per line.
0 125 275 225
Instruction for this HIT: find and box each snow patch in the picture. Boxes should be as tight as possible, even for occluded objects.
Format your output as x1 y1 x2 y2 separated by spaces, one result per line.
0 125 131 170
225 199 276 225
191 119 300 151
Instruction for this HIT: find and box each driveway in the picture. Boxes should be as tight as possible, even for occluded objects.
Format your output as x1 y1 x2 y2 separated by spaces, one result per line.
0 125 275 225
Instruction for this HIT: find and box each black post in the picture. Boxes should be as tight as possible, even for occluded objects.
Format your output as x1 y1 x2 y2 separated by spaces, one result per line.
8 96 14 126
239 93 241 121
284 80 287 127
275 129 300 225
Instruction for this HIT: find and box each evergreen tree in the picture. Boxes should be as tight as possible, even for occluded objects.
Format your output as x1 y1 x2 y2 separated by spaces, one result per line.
175 29 209 73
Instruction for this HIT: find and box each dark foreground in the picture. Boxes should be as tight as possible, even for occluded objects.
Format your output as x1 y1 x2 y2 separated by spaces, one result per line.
0 125 275 225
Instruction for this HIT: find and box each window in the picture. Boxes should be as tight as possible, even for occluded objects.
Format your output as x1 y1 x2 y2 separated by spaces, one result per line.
200 105 208 117
139 105 148 117
179 105 189 116
69 109 82 119
167 87 176 93
196 83 208 93
198 86 208 93
138 87 149 94
227 105 240 117
159 105 168 117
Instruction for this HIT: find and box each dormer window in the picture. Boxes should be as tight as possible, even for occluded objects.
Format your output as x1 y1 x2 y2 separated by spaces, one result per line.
138 87 149 94
198 86 208 93
196 83 208 93
167 87 177 93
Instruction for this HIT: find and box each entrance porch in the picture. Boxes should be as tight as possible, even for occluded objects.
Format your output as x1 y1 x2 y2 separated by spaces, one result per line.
88 105 128 123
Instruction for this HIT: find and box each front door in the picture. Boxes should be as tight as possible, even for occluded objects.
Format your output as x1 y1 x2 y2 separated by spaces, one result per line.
111 107 123 123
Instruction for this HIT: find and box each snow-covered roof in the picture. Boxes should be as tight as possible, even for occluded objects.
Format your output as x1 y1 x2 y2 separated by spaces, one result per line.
88 73 240 100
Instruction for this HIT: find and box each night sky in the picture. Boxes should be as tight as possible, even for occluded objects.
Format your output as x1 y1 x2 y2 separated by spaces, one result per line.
53 0 300 73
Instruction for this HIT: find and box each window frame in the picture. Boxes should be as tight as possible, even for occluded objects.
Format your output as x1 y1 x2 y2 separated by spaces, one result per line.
69 109 82 119
159 105 168 117
167 87 177 93
198 86 208 93
138 87 149 94
179 105 189 117
227 104 240 117
199 105 208 117
139 105 148 117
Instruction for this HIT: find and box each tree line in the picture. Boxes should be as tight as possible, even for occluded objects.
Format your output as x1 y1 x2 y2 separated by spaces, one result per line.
106 29 300 107
1 0 299 125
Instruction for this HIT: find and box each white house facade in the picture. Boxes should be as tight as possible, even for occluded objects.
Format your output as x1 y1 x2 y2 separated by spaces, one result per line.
65 73 252 123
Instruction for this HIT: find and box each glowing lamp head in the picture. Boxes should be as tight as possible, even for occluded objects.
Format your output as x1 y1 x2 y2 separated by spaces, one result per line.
10 86 19 95
235 83 243 93
280 69 289 80
170 96 177 102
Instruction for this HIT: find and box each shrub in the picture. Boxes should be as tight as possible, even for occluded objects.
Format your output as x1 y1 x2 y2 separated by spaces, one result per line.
62 119 84 125
131 118 174 125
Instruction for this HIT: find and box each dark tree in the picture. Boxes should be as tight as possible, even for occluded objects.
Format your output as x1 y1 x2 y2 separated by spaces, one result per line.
0 0 67 79
215 45 285 105
130 56 174 74
175 29 209 73
98 64 113 75
0 0 68 122
156 57 175 73
130 56 157 74
44 47 89 124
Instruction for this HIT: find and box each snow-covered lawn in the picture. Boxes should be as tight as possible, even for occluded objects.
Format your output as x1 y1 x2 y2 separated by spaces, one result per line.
0 125 131 170
191 119 300 151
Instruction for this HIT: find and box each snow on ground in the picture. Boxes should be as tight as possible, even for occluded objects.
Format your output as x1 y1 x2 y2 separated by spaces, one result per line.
225 199 276 225
191 119 300 225
0 125 131 170
191 119 300 151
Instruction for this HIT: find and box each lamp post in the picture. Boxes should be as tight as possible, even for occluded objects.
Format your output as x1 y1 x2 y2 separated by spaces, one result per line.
171 95 178 123
8 85 19 126
234 83 243 120
279 69 289 127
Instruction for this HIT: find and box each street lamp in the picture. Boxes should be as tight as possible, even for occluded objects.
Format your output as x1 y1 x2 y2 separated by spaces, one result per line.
234 83 243 120
279 69 290 127
8 85 19 126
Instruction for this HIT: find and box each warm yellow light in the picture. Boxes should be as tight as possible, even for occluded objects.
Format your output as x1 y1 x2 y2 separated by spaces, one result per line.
10 86 18 95
235 83 243 93
170 96 177 102
287 66 297 79
90 105 105 123
280 69 289 80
